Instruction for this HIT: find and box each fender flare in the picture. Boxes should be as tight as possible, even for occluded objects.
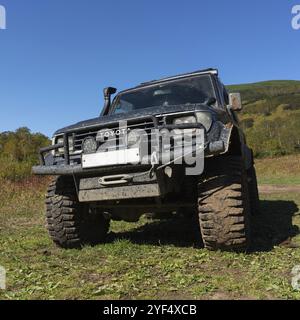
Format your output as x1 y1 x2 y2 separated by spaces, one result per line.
221 123 253 170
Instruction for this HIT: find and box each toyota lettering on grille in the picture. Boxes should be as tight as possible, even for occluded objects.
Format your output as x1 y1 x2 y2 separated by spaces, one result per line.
96 128 130 141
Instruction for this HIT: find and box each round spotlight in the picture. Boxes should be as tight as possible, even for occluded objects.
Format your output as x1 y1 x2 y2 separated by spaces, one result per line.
82 137 97 154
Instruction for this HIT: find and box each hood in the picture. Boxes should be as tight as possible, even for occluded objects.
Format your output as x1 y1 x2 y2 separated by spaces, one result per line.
54 103 213 135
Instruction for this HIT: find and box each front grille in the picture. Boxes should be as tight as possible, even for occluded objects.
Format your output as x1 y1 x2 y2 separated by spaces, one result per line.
74 117 163 152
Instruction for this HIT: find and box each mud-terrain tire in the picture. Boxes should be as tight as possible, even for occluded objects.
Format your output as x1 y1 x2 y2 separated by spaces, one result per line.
198 156 251 252
45 176 110 249
247 165 260 215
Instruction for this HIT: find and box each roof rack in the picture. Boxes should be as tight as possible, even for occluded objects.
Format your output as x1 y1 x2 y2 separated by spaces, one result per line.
139 68 218 86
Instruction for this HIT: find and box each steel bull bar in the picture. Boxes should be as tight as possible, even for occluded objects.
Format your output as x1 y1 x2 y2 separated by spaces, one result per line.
33 116 225 176
36 115 159 168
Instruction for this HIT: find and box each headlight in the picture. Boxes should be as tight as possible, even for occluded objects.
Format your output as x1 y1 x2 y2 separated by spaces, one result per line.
196 112 213 131
56 137 64 154
53 135 74 156
173 116 197 125
127 130 141 147
172 116 197 136
82 137 97 154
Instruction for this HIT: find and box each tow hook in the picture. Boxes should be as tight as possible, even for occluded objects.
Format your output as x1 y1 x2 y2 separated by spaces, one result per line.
98 174 133 186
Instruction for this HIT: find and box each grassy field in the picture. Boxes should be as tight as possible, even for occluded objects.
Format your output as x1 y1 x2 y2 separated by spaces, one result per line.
0 157 300 300
255 154 300 185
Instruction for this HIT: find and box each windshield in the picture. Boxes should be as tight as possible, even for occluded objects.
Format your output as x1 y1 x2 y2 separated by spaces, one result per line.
111 74 216 114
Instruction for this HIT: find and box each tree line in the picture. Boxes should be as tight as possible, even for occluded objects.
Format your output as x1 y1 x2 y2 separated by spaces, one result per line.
0 127 50 180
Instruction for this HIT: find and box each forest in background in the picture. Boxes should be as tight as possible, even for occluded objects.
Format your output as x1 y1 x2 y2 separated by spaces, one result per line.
0 127 50 180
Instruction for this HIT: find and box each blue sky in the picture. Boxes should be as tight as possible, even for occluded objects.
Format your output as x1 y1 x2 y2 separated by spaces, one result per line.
0 0 299 137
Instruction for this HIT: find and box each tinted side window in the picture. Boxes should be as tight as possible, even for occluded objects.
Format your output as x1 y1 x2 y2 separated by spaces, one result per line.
213 78 226 107
223 86 229 104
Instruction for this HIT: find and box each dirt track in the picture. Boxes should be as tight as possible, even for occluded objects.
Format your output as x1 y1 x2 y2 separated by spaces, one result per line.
259 185 300 194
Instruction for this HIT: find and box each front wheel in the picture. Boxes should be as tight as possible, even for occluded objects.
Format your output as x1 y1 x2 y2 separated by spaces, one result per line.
247 165 260 215
198 156 251 252
45 176 110 249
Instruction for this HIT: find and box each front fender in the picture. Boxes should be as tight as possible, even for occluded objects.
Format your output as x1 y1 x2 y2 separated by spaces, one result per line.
217 122 253 170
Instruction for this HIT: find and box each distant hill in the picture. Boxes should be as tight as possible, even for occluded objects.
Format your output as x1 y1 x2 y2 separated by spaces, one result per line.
228 80 300 104
227 80 300 157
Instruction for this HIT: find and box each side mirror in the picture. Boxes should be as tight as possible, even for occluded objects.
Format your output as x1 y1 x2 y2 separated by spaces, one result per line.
228 93 242 111
205 97 217 106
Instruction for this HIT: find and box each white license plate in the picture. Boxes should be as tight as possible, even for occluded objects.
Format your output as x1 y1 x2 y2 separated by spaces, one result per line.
82 148 140 169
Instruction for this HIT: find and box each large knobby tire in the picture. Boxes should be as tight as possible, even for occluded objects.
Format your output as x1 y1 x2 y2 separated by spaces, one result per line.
45 176 110 249
247 165 260 215
198 156 251 252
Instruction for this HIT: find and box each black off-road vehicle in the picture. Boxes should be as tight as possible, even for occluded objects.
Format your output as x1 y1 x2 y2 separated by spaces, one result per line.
33 68 259 252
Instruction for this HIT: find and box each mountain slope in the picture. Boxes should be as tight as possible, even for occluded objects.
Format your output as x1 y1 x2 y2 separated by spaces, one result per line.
227 80 300 157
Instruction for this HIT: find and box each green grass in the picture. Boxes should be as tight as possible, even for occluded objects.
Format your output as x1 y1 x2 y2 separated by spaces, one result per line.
258 177 300 185
255 155 300 185
0 179 300 300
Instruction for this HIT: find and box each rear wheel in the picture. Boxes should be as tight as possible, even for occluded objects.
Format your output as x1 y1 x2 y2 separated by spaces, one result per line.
198 156 251 252
45 176 110 249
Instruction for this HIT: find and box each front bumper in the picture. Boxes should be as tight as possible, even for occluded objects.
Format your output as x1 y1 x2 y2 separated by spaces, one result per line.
32 163 152 176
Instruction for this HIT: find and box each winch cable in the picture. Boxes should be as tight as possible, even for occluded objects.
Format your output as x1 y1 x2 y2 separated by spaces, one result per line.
72 169 80 198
